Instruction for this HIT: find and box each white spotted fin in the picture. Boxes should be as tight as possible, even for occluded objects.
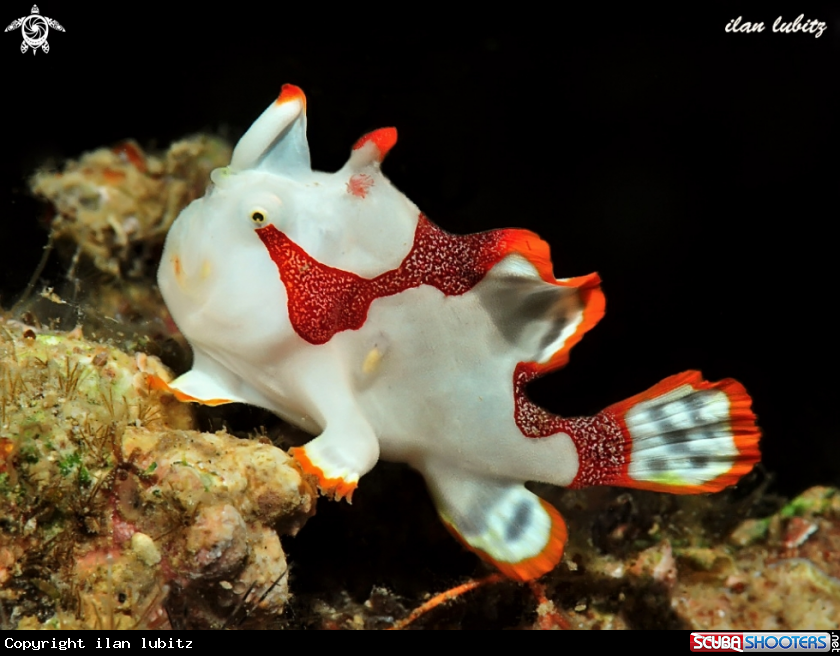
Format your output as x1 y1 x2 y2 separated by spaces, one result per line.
555 371 760 495
420 460 568 581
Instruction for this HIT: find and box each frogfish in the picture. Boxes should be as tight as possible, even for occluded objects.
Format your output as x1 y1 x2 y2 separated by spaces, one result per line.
154 85 761 580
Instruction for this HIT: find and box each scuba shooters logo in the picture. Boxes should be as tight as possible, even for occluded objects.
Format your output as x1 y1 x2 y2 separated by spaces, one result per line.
692 634 744 652
690 632 836 652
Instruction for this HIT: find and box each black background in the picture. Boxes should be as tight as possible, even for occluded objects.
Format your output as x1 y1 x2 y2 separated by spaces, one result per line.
1 4 837 499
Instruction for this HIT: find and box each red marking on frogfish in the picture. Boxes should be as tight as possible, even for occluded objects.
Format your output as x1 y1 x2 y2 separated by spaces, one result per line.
257 214 542 345
512 362 628 485
276 83 306 109
353 127 398 160
347 173 374 198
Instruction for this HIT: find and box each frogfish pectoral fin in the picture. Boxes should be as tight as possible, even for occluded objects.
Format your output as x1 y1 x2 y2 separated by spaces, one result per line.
420 460 567 581
146 350 249 407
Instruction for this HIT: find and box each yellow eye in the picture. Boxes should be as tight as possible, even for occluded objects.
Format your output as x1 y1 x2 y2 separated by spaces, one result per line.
250 208 268 224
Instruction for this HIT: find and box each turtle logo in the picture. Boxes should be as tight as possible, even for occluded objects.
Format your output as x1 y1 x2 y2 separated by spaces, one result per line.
5 5 65 55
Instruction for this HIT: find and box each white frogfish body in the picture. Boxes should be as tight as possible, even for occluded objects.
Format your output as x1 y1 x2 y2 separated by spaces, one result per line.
157 85 761 580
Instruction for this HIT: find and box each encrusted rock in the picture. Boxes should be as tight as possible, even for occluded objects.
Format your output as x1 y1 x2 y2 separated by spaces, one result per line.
30 136 231 277
0 321 314 629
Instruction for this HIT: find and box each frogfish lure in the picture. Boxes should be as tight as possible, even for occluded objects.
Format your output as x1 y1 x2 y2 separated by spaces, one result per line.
156 84 761 581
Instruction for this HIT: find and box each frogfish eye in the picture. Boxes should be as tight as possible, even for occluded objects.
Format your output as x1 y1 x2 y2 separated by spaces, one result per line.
250 208 267 224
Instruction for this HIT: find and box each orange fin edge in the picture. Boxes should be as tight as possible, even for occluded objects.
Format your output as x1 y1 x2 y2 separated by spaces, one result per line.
495 229 606 375
542 273 606 373
145 373 234 407
290 446 358 503
443 500 568 582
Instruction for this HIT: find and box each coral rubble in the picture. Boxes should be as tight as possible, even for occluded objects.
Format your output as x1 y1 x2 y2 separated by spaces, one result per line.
30 136 231 278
